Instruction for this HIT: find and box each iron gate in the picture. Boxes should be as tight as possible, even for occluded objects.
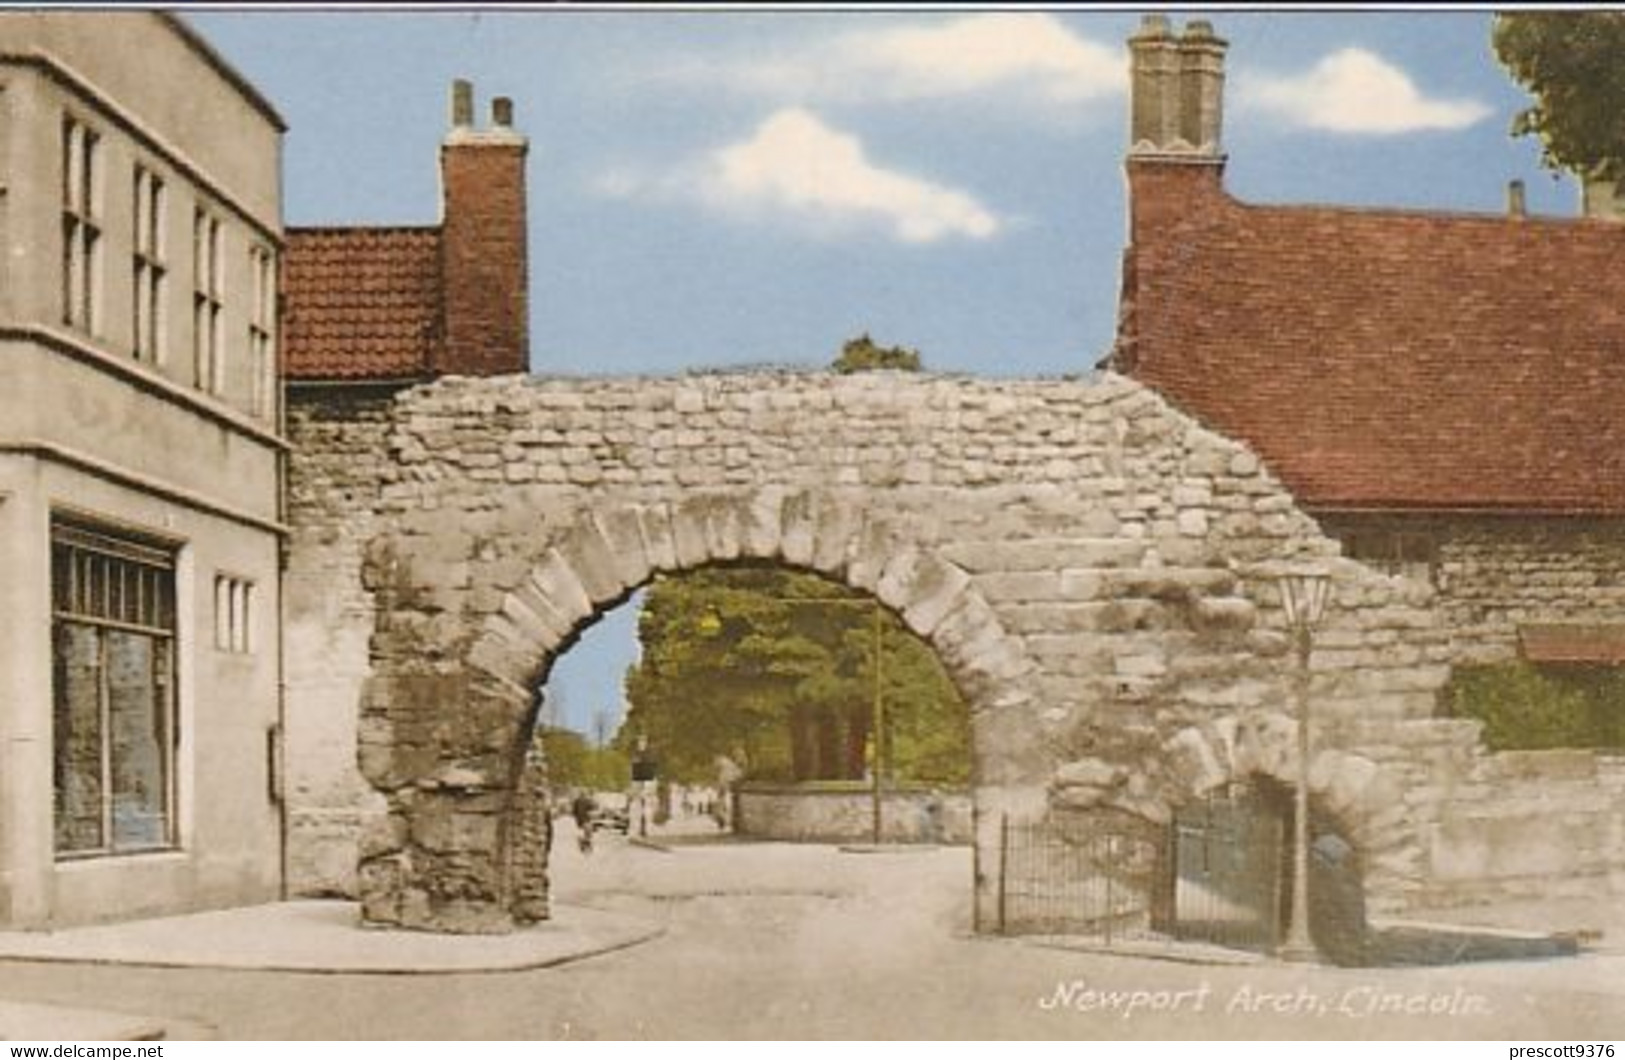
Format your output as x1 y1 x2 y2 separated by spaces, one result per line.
1169 785 1285 953
995 810 1161 942
995 786 1289 954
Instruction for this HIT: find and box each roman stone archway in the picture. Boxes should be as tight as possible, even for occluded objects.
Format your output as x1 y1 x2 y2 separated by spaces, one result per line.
285 371 1462 934
355 489 1040 932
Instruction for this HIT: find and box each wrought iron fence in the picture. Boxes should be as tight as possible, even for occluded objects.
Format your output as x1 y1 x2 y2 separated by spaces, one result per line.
995 786 1287 955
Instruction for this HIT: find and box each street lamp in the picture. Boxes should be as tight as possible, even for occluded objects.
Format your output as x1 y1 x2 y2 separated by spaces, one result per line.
1276 566 1331 964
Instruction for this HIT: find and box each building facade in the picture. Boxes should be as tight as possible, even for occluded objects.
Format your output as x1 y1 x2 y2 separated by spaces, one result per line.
1109 15 1625 680
280 79 531 897
0 12 285 926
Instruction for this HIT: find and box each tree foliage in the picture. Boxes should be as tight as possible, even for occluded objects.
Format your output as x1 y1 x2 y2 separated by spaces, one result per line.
1447 662 1625 751
1493 12 1625 184
831 333 923 374
536 726 631 794
618 567 971 787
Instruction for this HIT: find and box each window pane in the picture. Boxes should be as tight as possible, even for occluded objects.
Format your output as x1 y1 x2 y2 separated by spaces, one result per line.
107 631 169 849
53 624 104 853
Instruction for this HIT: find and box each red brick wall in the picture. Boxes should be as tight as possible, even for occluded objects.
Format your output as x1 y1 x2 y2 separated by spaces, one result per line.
438 141 529 377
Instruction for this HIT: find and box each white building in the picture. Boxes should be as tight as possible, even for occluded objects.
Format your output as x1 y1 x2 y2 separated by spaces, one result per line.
0 11 285 926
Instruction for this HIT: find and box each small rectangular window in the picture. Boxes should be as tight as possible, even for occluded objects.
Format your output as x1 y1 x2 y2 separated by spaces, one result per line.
131 166 166 362
249 244 276 419
61 116 100 332
214 574 253 654
192 209 223 393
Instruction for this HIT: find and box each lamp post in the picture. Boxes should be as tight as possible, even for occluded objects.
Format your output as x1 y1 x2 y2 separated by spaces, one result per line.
1276 567 1331 964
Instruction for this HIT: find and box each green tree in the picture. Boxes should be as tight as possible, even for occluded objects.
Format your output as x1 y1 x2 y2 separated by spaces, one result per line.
535 725 632 794
1493 13 1625 185
618 568 970 787
831 333 922 374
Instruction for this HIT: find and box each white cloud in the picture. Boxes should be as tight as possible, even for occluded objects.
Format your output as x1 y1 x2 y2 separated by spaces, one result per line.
1240 48 1490 134
597 108 1001 245
657 14 1124 110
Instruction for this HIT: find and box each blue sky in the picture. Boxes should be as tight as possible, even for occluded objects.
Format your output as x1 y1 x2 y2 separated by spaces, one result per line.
188 6 1579 736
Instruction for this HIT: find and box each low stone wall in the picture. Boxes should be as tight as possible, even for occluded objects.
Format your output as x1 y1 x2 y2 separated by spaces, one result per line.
1339 718 1625 911
1421 748 1625 908
735 783 973 845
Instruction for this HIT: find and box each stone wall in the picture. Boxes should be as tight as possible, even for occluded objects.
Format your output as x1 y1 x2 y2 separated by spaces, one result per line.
283 385 400 897
734 784 973 845
1319 513 1625 666
281 368 1625 933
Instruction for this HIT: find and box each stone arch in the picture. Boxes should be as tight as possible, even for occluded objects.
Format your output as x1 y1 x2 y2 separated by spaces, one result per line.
1052 710 1419 914
359 486 1041 932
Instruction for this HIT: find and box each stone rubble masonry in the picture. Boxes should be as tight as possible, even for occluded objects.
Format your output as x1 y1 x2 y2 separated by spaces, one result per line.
284 370 1624 933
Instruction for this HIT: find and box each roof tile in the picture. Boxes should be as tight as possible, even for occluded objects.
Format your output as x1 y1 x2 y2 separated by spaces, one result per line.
1118 170 1625 514
283 227 442 381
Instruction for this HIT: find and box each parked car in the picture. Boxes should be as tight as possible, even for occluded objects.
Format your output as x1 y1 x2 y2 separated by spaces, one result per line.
590 803 630 834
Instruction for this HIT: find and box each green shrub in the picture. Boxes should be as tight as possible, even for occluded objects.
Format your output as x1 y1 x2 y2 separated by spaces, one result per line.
1446 662 1625 751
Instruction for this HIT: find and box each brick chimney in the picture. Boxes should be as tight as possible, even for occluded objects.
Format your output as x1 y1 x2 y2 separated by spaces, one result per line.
1124 17 1231 244
1111 17 1232 376
437 79 529 376
1581 174 1625 222
1128 16 1228 161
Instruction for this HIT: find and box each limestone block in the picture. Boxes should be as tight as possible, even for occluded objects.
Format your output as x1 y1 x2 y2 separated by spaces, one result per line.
778 491 818 567
1164 727 1227 796
1232 711 1297 780
526 550 594 626
594 507 654 590
666 497 713 568
1054 758 1123 789
632 503 678 573
741 487 786 559
844 512 898 593
555 515 625 605
896 556 972 638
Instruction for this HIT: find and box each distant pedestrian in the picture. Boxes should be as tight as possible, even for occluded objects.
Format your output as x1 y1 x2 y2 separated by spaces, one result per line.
571 791 596 854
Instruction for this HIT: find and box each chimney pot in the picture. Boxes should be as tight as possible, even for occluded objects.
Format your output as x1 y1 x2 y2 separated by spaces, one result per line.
451 79 474 128
1134 14 1173 38
1507 179 1527 218
492 96 514 128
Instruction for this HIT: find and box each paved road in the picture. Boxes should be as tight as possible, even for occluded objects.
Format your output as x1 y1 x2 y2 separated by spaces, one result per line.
1 830 1621 1039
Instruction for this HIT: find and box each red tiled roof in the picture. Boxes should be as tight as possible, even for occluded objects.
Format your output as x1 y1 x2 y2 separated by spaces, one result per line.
1116 164 1625 514
282 226 442 381
1520 624 1625 665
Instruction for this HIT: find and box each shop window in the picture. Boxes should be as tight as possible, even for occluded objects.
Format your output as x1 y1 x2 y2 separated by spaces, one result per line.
51 519 177 857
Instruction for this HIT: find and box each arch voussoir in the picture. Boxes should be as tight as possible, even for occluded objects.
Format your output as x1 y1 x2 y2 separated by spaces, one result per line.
877 548 972 638
527 548 594 623
740 486 786 560
555 512 626 605
669 496 713 568
635 502 680 571
807 494 865 577
595 506 655 591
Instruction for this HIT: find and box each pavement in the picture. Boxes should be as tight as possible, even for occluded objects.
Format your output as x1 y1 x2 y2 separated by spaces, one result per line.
0 898 662 1041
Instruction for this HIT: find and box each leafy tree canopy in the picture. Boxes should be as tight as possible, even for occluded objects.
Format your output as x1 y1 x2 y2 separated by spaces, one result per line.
1493 12 1625 184
831 333 923 374
617 567 970 787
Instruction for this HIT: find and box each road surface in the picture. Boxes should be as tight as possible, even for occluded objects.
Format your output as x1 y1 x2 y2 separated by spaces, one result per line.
0 827 1620 1039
